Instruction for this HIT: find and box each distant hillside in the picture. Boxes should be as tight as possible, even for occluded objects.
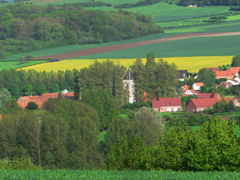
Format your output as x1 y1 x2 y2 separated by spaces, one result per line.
176 0 240 6
0 3 163 59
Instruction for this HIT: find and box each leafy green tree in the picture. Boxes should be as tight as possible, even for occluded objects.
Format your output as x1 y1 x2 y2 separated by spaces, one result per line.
226 99 236 113
23 83 33 96
0 88 11 110
41 113 69 169
17 56 25 65
25 54 33 62
132 58 146 102
0 41 4 59
50 83 60 93
37 83 47 95
53 99 104 169
26 102 38 110
213 99 228 113
231 54 240 67
200 86 207 93
82 88 118 130
9 83 20 98
197 68 215 87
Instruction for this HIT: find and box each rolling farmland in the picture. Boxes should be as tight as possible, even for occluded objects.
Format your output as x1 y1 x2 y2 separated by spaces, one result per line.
0 61 47 71
20 56 232 73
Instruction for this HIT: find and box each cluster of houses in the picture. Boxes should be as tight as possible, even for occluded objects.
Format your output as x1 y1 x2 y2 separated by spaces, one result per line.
152 93 239 113
150 67 240 113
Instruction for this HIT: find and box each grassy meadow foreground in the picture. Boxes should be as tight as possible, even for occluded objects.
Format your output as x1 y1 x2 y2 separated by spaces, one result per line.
1 170 240 180
19 56 232 73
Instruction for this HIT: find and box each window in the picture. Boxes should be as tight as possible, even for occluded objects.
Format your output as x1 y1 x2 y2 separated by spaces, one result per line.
158 108 160 112
169 102 171 105
163 103 165 105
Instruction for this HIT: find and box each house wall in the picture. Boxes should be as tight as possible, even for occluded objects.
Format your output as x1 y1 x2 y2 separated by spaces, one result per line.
193 84 201 90
153 106 182 112
185 100 197 112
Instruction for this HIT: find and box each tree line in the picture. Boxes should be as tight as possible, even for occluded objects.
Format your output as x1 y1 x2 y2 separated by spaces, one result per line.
0 3 163 58
176 0 240 6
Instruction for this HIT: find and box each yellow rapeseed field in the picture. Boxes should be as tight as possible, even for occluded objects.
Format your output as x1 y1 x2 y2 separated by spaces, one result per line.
20 56 233 73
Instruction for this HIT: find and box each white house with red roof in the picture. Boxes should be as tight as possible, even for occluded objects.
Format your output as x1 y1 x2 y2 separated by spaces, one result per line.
185 98 219 112
226 79 240 86
192 82 205 91
182 89 198 96
152 97 182 112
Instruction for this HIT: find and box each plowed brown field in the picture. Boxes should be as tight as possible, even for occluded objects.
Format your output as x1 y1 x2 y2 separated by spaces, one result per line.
34 32 240 60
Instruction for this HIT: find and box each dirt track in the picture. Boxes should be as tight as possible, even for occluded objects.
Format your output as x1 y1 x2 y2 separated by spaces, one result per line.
34 32 240 60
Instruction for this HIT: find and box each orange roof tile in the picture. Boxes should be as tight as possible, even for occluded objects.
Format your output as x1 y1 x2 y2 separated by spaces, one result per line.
194 82 205 86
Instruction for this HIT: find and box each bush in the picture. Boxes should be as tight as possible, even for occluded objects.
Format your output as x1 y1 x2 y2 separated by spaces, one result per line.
26 102 38 110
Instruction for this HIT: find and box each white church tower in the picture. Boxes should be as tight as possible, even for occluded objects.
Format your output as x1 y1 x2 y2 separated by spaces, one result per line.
123 67 135 103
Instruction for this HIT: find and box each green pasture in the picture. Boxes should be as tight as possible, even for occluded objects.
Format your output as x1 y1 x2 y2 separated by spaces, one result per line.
165 19 240 33
0 60 46 71
154 15 198 22
1 169 240 180
2 33 181 61
75 35 240 59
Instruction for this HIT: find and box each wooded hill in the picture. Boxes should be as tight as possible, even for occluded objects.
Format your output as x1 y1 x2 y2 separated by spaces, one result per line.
176 0 240 6
0 3 163 59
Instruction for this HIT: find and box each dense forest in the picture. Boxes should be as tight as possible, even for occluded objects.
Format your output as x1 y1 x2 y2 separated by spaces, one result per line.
0 3 163 59
176 0 240 6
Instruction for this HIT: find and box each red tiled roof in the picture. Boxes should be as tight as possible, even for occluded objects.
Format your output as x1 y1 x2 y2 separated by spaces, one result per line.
152 98 182 108
17 93 75 109
197 93 220 99
182 85 190 90
216 70 237 78
230 67 240 71
191 98 219 108
206 67 220 73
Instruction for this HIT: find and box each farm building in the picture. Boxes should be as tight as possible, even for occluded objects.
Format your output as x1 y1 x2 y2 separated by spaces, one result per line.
17 92 78 109
185 98 219 112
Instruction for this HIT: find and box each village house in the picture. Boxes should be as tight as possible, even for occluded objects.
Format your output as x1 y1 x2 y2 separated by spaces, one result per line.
215 68 240 79
192 82 205 91
185 98 219 112
17 92 76 109
221 81 232 89
222 98 239 107
152 97 182 112
178 70 188 81
205 67 220 73
197 93 221 100
181 85 190 90
182 89 198 96
226 79 240 86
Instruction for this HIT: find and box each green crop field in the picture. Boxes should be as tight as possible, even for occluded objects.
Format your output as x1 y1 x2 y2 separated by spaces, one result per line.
165 19 240 33
2 33 181 61
1 169 240 180
0 60 47 71
75 35 240 59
